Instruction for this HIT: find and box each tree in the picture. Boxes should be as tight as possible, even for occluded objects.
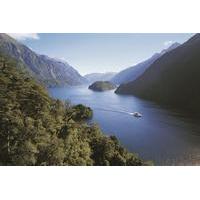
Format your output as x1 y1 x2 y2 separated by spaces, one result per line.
0 53 148 166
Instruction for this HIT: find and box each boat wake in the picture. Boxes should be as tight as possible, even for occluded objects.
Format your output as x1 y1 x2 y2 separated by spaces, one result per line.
93 107 134 116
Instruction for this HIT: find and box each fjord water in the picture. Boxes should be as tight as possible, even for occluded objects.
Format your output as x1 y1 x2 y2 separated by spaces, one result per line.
49 85 200 165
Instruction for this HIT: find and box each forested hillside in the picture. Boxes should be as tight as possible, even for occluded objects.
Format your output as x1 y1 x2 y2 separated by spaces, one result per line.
115 34 200 112
0 54 147 166
112 43 180 85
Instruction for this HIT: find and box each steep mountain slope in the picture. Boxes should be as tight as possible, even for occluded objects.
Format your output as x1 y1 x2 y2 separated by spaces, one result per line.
0 33 86 87
0 53 148 166
115 34 200 112
111 43 180 84
84 72 116 83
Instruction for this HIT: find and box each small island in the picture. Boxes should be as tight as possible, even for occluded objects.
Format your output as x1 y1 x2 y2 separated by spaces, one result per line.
88 81 116 91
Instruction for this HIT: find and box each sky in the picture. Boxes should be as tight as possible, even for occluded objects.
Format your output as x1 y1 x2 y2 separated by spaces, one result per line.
9 33 194 75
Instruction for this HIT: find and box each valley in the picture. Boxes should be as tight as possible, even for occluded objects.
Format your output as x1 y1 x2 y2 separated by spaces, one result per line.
1 33 200 166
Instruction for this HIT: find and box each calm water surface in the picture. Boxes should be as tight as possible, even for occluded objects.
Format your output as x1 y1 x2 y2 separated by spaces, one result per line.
48 85 200 165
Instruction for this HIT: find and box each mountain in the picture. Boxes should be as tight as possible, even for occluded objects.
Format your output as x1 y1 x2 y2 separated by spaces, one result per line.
115 34 200 112
84 72 116 83
0 33 87 87
111 43 180 84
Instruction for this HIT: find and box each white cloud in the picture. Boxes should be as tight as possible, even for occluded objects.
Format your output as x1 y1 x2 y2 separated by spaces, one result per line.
7 33 39 41
164 40 174 46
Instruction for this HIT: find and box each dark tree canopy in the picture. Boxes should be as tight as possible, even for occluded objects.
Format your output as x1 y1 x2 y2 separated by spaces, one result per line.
89 81 116 91
0 54 149 166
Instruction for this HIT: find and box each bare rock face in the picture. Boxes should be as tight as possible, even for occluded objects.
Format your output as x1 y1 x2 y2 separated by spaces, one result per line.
0 33 87 87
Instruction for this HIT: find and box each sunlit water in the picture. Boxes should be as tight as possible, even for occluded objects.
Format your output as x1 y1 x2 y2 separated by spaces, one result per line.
48 85 200 165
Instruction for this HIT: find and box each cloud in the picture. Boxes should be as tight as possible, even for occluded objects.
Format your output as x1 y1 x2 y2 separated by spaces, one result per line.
164 40 174 46
7 33 39 41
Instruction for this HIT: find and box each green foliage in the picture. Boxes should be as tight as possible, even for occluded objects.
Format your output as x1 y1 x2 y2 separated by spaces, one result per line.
89 81 116 91
0 54 148 166
71 104 93 121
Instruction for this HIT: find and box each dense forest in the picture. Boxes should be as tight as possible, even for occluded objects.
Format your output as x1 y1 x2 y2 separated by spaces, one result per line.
0 53 148 166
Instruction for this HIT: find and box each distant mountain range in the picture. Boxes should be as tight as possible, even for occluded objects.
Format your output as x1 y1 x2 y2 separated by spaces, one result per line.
116 33 200 112
111 43 180 85
0 33 87 87
84 72 116 83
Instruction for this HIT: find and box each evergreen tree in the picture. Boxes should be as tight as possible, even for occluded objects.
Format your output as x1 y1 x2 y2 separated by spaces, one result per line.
0 53 150 166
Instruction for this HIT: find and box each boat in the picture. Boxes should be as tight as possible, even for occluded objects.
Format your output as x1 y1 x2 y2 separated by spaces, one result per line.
132 112 142 117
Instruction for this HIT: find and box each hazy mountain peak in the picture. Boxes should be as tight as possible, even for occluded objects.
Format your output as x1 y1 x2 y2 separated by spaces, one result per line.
0 33 17 42
0 33 86 86
160 42 180 54
115 34 200 112
112 42 180 85
84 72 117 83
183 33 200 45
